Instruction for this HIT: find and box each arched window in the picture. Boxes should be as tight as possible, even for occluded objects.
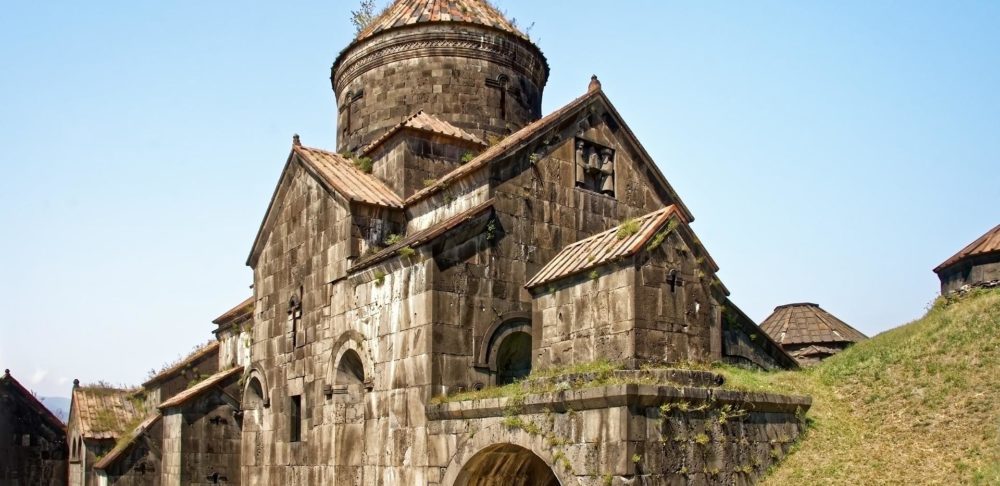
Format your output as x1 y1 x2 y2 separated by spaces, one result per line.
335 349 365 387
495 331 532 385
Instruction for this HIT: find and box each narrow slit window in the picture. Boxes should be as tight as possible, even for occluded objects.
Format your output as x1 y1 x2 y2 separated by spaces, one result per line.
289 395 302 443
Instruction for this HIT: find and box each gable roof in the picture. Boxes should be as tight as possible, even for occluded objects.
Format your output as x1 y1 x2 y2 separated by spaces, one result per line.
349 198 495 273
142 341 219 388
403 85 695 224
0 369 65 431
760 303 868 347
354 0 527 42
71 386 144 440
247 139 405 267
294 145 404 208
934 223 1000 273
92 412 162 471
213 296 254 326
721 300 800 370
158 367 242 410
361 111 487 156
525 205 685 289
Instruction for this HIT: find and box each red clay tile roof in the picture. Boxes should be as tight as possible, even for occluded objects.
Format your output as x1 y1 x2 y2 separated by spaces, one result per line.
71 386 144 440
158 367 242 410
294 144 405 208
525 205 686 289
1 370 65 431
406 89 599 206
355 0 527 42
92 412 162 470
142 341 219 388
349 198 495 273
760 303 868 347
362 111 487 156
212 297 254 325
934 223 1000 273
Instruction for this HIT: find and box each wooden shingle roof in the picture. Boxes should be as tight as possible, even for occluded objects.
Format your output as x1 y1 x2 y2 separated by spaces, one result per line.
525 205 685 289
71 386 144 440
934 223 1000 273
294 145 405 208
92 412 162 470
760 303 867 347
212 297 254 326
355 0 527 42
158 367 242 410
142 341 219 388
362 111 487 156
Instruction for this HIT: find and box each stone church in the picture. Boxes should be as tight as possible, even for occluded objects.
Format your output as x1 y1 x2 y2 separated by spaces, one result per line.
33 1 813 485
236 0 807 484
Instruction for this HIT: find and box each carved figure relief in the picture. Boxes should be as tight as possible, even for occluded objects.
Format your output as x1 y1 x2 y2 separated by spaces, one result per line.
574 138 615 197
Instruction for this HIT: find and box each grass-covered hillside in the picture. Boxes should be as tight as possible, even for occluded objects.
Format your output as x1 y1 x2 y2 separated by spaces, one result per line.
722 288 1000 485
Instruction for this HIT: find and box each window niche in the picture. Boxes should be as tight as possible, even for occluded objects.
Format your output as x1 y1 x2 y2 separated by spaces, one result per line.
289 395 302 443
288 288 304 349
574 138 615 197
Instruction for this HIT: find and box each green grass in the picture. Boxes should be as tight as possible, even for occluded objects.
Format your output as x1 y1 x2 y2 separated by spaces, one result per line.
731 288 1000 485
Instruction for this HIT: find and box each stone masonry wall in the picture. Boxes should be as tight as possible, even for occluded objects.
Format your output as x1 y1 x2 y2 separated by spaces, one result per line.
0 380 67 486
939 255 1000 294
101 420 162 486
333 24 548 152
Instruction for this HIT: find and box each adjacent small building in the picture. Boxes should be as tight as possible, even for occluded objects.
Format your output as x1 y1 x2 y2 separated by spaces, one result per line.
0 369 68 486
934 223 1000 295
67 384 144 486
760 303 868 365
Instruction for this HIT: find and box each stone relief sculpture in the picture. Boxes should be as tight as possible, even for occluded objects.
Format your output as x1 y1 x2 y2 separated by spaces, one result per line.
575 138 615 197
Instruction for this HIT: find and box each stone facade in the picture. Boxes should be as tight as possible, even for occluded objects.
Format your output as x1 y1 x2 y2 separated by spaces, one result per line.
0 370 68 486
236 1 808 484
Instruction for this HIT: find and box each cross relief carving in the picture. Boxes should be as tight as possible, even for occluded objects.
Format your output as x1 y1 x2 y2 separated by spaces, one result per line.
575 138 615 197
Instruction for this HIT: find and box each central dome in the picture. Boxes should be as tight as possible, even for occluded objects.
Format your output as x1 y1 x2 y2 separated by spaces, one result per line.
331 0 549 153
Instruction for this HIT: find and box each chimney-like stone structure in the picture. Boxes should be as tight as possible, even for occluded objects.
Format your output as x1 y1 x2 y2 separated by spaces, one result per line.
331 0 549 153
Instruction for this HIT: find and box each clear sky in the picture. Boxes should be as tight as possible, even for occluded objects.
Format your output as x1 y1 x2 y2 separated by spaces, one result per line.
1 1 997 397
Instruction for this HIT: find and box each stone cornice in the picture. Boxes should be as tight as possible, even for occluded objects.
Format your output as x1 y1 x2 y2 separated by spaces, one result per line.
332 25 549 95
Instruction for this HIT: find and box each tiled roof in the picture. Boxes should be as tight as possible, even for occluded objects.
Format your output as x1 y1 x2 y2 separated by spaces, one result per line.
934 223 1000 273
158 367 243 410
362 111 487 156
350 198 495 272
72 386 144 440
92 412 162 470
721 300 799 370
1 370 65 431
212 296 254 325
294 144 405 208
760 303 868 346
406 89 599 206
525 205 686 289
142 341 219 388
355 0 526 42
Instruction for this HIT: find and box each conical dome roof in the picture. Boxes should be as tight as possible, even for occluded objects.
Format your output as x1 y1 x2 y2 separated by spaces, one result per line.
356 0 527 41
760 303 867 346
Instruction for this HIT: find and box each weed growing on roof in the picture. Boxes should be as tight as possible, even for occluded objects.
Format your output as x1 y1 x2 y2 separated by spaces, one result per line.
588 269 600 280
461 151 476 164
384 234 402 246
353 156 374 174
398 246 416 259
422 178 437 187
373 270 386 286
350 0 386 34
631 453 642 464
616 218 640 240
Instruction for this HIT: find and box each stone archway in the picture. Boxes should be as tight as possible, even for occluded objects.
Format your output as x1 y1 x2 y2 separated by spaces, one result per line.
453 444 561 486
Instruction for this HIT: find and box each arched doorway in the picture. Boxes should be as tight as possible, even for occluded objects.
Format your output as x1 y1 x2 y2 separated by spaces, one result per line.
496 331 532 385
335 349 365 386
454 444 560 486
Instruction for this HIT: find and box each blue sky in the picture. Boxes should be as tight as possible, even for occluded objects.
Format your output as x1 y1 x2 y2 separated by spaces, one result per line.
0 1 997 397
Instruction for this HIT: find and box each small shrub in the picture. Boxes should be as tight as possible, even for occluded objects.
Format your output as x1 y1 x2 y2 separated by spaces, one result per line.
631 453 642 464
588 269 600 280
423 178 437 187
373 270 386 286
384 234 402 246
461 151 477 163
616 218 640 240
398 246 416 259
353 156 374 174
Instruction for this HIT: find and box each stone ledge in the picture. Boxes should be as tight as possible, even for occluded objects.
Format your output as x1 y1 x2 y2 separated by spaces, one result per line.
427 384 811 420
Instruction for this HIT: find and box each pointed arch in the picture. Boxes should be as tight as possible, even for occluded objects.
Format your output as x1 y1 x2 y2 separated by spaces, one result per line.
241 367 270 409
